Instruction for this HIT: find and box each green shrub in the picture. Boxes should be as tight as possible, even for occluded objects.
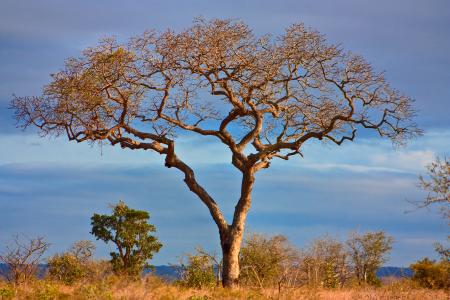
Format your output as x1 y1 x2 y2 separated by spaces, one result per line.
410 257 450 289
179 250 217 288
34 282 61 300
48 253 85 285
188 296 210 300
0 286 15 299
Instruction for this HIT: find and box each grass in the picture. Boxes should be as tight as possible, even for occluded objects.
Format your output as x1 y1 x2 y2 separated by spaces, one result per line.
0 276 448 299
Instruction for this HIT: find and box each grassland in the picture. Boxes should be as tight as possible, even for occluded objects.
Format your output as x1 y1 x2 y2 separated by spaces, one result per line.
1 275 448 300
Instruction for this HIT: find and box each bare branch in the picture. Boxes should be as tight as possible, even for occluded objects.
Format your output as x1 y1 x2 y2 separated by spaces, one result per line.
0 235 50 284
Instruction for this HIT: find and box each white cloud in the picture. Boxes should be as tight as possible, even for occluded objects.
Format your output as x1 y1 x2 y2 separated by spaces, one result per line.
1 129 448 175
370 150 435 173
301 162 407 174
295 129 449 175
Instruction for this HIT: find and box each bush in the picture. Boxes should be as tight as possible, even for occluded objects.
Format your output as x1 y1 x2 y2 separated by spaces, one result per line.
179 250 217 289
410 258 450 289
301 235 349 288
48 253 85 285
239 233 299 288
34 282 62 300
84 259 114 281
0 286 15 299
0 235 50 284
47 240 110 285
73 281 113 300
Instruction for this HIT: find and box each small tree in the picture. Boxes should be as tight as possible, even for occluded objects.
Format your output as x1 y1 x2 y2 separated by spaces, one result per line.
90 201 162 276
301 236 349 288
0 235 50 284
346 231 393 285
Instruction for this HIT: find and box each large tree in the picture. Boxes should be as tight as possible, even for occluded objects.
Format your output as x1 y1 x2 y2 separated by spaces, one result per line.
11 19 420 287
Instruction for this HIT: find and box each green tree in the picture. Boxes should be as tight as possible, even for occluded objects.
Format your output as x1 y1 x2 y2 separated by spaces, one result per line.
90 201 162 276
346 231 393 286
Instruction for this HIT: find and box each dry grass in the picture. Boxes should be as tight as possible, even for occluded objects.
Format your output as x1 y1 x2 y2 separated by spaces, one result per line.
0 276 448 299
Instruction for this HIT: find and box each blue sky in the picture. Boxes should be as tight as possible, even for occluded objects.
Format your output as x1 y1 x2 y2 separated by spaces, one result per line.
0 0 449 266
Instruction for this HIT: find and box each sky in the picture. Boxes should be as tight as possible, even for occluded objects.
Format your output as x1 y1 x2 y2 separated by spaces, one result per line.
0 0 449 267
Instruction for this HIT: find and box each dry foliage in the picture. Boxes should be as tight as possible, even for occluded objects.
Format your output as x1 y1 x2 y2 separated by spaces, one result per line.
0 235 50 285
417 156 450 218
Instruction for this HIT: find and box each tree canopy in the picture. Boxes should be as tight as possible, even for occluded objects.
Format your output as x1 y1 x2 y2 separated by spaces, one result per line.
12 18 420 169
91 201 162 276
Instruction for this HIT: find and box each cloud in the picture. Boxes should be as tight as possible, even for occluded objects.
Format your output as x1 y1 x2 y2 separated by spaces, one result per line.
1 129 448 171
294 130 450 175
0 152 447 266
370 150 435 173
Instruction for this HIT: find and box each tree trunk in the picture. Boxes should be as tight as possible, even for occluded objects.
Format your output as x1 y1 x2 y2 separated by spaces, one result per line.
171 148 256 288
221 231 242 288
220 170 255 288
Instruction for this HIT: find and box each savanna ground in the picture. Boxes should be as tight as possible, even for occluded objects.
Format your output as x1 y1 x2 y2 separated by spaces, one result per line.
1 276 448 300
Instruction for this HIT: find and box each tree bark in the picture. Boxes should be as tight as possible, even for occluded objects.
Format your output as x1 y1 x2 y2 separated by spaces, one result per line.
221 230 242 287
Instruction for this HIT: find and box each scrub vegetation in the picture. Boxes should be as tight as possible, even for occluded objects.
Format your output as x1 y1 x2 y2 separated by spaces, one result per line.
0 212 448 299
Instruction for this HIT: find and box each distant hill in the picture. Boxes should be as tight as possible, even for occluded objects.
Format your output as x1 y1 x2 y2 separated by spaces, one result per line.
146 265 181 281
0 264 47 279
376 266 413 278
151 266 414 280
1 264 412 281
